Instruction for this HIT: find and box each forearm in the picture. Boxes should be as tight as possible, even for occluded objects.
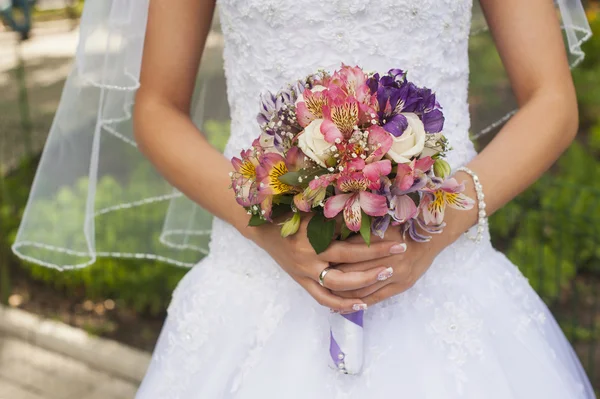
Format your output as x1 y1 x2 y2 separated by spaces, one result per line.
133 97 254 238
439 89 578 245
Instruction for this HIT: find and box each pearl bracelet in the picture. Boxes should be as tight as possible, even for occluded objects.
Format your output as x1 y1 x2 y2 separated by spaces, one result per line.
456 166 487 243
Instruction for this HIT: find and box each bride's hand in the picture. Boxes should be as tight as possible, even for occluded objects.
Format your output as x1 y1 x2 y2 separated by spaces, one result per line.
248 214 407 313
330 228 445 307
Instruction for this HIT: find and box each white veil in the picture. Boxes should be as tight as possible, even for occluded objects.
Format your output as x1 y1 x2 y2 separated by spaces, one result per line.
11 0 592 270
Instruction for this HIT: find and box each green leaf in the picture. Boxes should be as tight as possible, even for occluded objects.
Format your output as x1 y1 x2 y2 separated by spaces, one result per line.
307 213 336 254
275 195 293 205
271 203 290 219
360 212 371 246
340 223 352 241
248 214 266 226
278 171 302 186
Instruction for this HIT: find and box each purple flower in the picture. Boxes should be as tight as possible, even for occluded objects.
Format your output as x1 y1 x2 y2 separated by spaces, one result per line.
371 214 391 239
369 70 443 137
256 82 305 151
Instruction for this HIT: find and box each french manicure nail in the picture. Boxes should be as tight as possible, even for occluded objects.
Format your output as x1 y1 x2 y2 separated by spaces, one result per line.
352 303 368 311
377 267 394 281
390 243 407 254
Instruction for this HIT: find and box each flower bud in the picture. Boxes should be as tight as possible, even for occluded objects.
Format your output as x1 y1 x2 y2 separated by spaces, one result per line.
433 159 451 179
280 212 301 237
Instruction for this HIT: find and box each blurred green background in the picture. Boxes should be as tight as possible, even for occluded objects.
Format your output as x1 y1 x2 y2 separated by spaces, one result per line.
1 0 600 389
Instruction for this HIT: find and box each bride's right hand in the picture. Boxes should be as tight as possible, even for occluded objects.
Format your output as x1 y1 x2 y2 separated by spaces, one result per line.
247 214 407 313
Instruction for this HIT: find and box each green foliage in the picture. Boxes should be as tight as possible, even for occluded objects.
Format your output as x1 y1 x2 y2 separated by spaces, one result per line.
489 142 600 303
6 169 192 315
204 119 231 152
307 212 336 254
572 16 600 127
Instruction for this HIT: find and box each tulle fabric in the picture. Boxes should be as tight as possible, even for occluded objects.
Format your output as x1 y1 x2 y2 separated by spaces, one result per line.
10 0 592 269
135 230 594 398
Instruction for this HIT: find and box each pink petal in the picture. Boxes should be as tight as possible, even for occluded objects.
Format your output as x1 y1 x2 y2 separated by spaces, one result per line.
293 192 312 212
415 156 435 172
440 177 466 193
285 147 306 171
296 102 315 128
324 193 353 219
343 194 362 232
347 158 366 172
309 174 337 190
391 195 418 223
359 191 388 217
232 178 258 207
366 125 393 162
421 191 445 225
231 157 243 172
320 117 344 143
261 195 274 221
363 160 392 184
394 163 415 192
445 193 475 211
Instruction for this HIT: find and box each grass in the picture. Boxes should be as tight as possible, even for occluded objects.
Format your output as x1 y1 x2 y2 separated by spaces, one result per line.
31 1 84 23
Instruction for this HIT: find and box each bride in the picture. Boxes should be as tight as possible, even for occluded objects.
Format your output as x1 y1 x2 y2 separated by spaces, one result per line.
12 0 595 397
128 0 595 397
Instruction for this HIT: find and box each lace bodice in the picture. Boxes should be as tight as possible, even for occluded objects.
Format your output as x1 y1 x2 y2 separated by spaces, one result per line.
218 0 476 168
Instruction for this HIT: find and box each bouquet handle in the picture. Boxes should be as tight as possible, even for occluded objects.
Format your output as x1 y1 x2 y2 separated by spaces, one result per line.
329 310 364 374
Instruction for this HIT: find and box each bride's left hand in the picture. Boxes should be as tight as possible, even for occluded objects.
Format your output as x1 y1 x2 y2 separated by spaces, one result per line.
330 228 445 307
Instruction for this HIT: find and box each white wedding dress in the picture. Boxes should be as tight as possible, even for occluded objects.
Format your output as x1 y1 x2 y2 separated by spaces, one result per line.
135 1 595 397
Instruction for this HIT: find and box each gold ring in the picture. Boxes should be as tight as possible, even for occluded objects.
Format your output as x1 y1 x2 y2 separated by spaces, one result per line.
319 267 332 287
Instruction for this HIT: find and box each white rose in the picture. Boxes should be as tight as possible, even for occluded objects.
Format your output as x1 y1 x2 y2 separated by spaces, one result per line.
385 113 426 164
295 85 327 106
297 119 335 167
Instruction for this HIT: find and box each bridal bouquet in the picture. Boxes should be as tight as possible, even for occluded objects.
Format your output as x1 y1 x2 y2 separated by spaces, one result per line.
229 65 474 374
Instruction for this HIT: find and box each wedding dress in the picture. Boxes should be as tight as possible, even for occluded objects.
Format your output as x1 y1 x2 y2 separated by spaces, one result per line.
135 0 595 397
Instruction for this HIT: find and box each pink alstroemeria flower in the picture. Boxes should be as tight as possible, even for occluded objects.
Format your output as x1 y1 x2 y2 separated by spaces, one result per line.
255 152 299 220
390 194 418 223
296 88 328 128
330 64 378 122
420 177 475 225
292 172 338 212
323 172 388 232
392 156 435 195
330 64 370 102
231 148 263 207
320 96 360 143
365 125 393 163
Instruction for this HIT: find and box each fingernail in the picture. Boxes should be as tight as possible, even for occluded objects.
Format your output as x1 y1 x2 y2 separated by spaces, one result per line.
390 243 407 254
377 267 394 281
330 308 340 314
352 303 368 311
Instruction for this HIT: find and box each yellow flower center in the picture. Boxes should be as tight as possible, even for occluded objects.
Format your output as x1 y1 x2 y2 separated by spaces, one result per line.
240 160 256 179
429 190 446 214
331 102 359 136
340 178 369 192
269 161 292 194
306 94 327 119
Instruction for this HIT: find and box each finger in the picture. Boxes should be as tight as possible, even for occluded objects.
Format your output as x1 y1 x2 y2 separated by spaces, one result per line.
320 266 392 291
333 278 390 299
361 283 401 307
334 254 404 273
318 240 407 264
303 279 367 313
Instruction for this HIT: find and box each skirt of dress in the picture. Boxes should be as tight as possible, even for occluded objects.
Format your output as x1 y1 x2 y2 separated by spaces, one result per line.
135 226 595 399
